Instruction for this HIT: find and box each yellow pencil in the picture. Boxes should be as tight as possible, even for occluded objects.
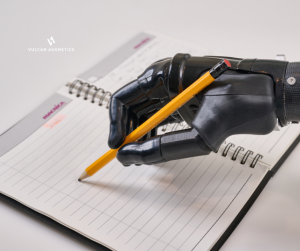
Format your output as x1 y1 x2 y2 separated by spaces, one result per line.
78 59 231 181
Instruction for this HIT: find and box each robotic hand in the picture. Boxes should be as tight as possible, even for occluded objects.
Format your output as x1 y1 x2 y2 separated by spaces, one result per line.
108 54 300 166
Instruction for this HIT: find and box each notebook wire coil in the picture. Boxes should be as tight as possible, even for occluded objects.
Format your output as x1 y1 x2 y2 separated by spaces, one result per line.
231 146 244 160
69 80 111 108
221 143 262 168
222 143 235 157
241 150 254 165
250 154 263 168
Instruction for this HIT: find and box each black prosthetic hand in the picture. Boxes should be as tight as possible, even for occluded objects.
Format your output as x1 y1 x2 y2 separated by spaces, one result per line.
108 54 299 166
108 58 183 153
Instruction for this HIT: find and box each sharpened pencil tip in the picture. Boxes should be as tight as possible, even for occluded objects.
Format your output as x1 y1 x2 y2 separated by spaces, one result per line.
78 171 90 181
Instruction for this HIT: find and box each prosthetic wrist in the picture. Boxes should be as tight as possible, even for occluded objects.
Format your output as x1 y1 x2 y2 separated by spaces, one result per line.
284 62 300 123
170 56 300 127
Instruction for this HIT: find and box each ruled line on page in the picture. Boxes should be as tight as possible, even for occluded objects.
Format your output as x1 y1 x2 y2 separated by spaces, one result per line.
42 153 116 204
70 164 153 219
79 162 163 222
114 159 183 240
87 161 180 228
23 116 108 195
134 160 222 250
162 166 237 251
106 157 208 236
28 120 110 197
0 102 90 179
258 133 273 150
62 165 140 211
268 126 291 153
191 174 252 251
4 106 103 187
39 135 112 203
1 101 81 164
72 163 132 217
132 158 215 248
115 158 193 240
177 169 243 251
0 162 8 175
112 159 220 249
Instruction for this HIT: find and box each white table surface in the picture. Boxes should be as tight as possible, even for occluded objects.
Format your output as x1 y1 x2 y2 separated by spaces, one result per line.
1 0 300 250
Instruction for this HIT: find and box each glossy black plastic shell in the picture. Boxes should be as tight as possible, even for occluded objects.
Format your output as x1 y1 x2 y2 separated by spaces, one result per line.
173 56 288 128
192 72 277 152
284 62 300 123
250 59 288 126
237 58 256 71
160 128 211 161
117 128 212 165
108 79 148 149
167 53 191 99
137 58 171 101
117 137 164 165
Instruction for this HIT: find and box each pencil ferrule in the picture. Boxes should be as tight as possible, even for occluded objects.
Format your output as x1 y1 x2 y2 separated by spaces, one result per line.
209 59 231 79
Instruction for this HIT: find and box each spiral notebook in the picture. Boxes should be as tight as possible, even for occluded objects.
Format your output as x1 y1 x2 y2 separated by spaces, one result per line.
1 32 300 251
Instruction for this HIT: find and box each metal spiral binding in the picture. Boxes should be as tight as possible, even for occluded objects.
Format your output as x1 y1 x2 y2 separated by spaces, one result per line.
240 150 253 165
69 80 111 109
231 146 244 160
250 154 263 168
76 82 89 97
222 144 262 168
91 88 105 103
84 85 97 100
69 80 81 94
99 91 112 108
222 143 235 157
221 143 262 168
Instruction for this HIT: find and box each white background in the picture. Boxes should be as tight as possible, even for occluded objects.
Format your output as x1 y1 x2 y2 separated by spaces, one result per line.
1 0 300 250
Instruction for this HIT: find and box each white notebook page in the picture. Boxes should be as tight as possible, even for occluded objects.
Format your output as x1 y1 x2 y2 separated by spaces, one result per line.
0 94 268 251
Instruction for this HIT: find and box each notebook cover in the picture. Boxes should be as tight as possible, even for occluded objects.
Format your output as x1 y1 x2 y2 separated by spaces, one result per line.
0 192 111 251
